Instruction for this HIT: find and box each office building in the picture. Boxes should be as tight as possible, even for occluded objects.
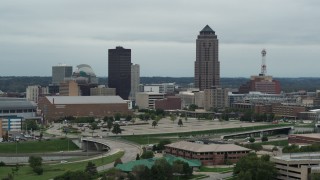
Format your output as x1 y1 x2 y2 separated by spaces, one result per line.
136 92 165 109
108 46 131 100
52 64 73 85
165 141 250 165
195 25 220 90
90 86 116 96
59 80 80 96
130 64 140 101
204 87 229 111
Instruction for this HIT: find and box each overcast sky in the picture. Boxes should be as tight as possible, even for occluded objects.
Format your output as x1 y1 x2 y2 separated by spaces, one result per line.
1 0 319 77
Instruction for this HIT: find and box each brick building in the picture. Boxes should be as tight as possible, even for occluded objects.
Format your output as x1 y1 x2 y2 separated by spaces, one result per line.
288 134 320 145
154 96 181 110
165 141 250 165
38 96 130 122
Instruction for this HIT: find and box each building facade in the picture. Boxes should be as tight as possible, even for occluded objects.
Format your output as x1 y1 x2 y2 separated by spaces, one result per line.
108 46 131 100
52 64 73 85
90 86 116 96
204 88 229 111
239 75 281 94
59 80 80 96
26 85 40 103
38 96 130 121
130 64 140 101
165 141 250 165
195 25 220 90
136 92 165 109
271 153 320 180
154 96 182 110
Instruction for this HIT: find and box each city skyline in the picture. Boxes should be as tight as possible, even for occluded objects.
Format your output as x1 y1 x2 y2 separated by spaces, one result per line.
1 0 320 77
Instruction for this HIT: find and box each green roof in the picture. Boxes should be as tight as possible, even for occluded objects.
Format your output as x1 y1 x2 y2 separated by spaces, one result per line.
116 155 201 172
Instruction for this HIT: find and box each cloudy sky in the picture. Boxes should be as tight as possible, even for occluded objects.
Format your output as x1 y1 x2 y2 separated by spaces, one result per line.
1 0 319 77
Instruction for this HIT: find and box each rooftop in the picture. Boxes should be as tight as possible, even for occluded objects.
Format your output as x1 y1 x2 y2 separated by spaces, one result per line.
165 141 250 153
200 25 215 33
0 98 37 109
46 96 125 104
290 133 320 139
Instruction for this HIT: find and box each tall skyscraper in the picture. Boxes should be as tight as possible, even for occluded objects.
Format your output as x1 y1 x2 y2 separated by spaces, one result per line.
195 25 220 91
108 46 131 100
52 64 73 85
130 63 140 101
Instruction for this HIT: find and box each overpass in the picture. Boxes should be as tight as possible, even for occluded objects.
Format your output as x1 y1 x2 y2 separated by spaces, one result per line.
81 137 110 152
220 126 293 139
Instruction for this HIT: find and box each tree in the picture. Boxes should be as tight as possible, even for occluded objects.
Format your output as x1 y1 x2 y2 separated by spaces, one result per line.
90 122 98 136
39 132 43 141
136 153 140 160
54 170 91 180
131 165 152 180
157 139 171 151
152 120 157 128
172 160 192 177
28 156 43 175
234 153 277 180
85 162 97 177
126 115 132 121
114 158 123 167
249 137 255 143
151 158 173 180
178 119 183 127
170 115 177 124
114 113 121 121
28 156 42 169
22 120 39 131
107 119 113 131
112 124 122 135
261 136 268 142
188 104 198 111
140 151 154 159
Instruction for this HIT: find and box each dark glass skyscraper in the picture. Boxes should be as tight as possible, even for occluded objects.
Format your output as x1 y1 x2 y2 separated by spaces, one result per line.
108 46 131 100
195 25 220 90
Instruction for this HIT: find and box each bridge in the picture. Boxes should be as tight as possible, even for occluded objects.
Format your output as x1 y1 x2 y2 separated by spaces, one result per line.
81 137 110 152
220 126 293 139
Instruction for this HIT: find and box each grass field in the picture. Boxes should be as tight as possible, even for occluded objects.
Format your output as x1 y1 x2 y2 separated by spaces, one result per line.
0 138 79 153
0 151 124 180
120 124 292 144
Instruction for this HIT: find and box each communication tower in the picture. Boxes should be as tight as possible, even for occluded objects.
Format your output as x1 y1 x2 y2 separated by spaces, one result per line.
260 49 267 76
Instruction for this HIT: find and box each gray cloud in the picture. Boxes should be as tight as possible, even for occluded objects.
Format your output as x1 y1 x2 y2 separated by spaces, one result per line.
0 0 320 77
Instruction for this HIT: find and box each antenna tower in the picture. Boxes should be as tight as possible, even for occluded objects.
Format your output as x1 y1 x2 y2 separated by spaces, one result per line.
260 49 267 76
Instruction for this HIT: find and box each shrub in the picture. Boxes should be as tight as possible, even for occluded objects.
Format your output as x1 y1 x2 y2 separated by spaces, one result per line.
33 166 44 175
0 161 5 166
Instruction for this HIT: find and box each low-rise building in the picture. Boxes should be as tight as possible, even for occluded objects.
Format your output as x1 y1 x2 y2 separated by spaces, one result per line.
154 96 181 110
38 96 130 122
288 134 320 145
271 153 320 180
165 141 250 165
136 92 165 109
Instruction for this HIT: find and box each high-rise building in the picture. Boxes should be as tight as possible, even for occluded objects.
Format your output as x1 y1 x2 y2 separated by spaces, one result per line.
195 25 220 91
52 64 73 85
130 64 140 101
108 46 131 100
26 85 40 103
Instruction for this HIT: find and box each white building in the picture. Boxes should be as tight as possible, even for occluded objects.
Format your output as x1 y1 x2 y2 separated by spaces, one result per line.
143 83 175 94
26 85 40 103
130 64 140 101
136 92 165 109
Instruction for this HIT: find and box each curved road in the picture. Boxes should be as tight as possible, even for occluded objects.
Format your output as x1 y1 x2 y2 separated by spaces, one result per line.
46 125 142 171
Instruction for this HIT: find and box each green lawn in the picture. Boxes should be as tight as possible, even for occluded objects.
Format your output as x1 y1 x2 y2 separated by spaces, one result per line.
0 139 79 153
120 124 292 145
198 166 233 173
0 151 124 180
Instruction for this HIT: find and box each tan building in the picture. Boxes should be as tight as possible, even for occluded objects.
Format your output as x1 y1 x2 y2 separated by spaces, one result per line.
165 141 250 165
90 87 116 96
136 92 165 109
204 88 229 111
271 153 320 180
38 96 130 121
59 81 80 96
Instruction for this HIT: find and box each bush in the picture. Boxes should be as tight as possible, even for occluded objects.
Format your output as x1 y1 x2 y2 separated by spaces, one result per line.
249 137 255 143
0 161 5 166
33 166 44 175
261 136 268 142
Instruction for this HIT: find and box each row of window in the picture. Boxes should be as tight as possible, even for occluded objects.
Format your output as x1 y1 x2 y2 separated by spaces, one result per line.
0 109 36 113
